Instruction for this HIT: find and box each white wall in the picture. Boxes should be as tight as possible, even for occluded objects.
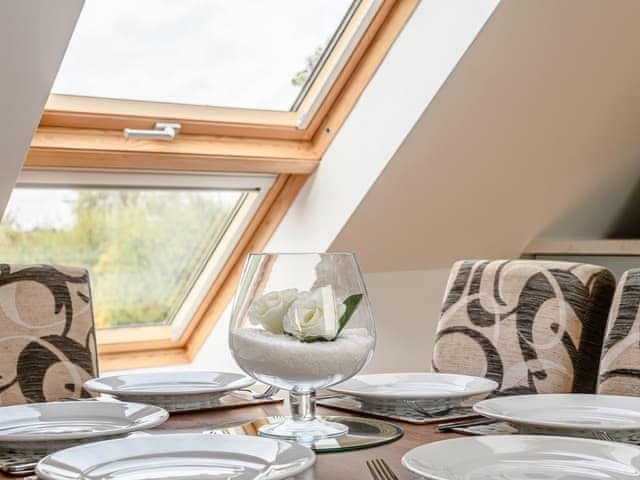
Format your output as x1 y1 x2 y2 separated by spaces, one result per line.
361 269 451 374
124 268 453 376
266 0 499 253
0 1 83 218
192 0 499 371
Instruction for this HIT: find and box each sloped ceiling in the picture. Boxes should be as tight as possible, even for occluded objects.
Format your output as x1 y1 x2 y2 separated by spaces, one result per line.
0 1 83 219
331 0 640 272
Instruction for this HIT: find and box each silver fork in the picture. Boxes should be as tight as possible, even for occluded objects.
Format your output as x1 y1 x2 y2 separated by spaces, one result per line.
366 458 399 480
253 385 279 399
238 385 280 399
594 431 614 441
436 417 497 432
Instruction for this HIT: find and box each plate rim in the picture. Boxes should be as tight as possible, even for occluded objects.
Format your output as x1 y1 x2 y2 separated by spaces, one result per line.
473 393 640 431
0 400 168 442
35 432 316 480
401 434 640 480
83 370 255 396
328 372 498 400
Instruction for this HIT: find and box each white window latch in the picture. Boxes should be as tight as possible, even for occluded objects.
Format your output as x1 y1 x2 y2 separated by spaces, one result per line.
124 122 181 141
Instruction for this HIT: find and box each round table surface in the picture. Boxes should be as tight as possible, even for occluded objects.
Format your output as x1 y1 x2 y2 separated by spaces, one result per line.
0 401 463 480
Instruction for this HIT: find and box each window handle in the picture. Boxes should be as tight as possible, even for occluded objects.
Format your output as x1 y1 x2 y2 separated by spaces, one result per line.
124 122 181 141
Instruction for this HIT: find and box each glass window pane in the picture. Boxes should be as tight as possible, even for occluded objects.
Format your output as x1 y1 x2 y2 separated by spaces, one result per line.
52 0 355 111
0 187 246 328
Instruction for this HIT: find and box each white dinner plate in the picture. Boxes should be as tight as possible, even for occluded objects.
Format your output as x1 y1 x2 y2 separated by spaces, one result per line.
36 433 315 480
84 371 255 397
329 373 497 413
402 435 640 480
0 400 167 449
474 394 640 437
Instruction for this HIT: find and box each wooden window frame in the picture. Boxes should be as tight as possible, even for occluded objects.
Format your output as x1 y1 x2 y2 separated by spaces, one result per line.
12 168 274 345
21 0 418 370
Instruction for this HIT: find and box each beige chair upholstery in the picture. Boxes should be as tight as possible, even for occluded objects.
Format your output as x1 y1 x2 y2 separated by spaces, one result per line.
432 260 615 395
598 268 640 395
0 264 98 405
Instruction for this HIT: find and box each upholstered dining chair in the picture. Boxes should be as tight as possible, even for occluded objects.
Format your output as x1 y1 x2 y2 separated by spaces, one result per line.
432 260 615 395
0 264 98 405
598 268 640 396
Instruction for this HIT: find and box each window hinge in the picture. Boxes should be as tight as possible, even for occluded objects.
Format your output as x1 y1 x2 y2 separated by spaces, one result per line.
124 122 181 141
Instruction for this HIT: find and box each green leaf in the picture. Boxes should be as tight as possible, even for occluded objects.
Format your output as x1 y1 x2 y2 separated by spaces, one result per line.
335 293 363 338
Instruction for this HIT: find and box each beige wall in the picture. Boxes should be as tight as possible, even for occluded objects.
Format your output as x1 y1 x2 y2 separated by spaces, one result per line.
332 0 640 272
361 269 451 374
330 0 640 377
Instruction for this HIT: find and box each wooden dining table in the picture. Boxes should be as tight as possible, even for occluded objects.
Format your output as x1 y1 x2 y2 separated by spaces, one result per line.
0 402 464 480
147 402 460 480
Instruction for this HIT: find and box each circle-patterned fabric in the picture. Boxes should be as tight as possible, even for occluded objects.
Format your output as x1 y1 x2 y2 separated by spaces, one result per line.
0 264 97 405
433 259 615 395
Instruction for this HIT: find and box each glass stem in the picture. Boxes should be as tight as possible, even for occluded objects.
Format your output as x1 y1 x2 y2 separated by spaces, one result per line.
289 390 316 422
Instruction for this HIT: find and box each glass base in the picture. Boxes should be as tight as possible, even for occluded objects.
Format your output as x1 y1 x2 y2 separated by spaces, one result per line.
258 417 348 441
208 416 404 453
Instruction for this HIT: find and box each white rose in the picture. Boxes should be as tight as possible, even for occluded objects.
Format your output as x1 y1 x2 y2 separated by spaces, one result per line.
248 289 297 333
283 286 346 341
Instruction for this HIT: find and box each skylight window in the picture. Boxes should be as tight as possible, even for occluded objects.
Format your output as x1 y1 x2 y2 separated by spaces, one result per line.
0 170 274 331
52 0 357 111
27 0 412 368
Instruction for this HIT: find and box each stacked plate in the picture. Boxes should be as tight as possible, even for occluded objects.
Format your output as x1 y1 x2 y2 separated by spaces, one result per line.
84 371 255 412
473 393 640 441
329 373 497 414
0 400 167 453
402 435 640 480
36 434 315 480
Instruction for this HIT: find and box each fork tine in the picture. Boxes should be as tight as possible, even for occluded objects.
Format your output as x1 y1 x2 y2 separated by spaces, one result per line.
373 459 389 480
594 431 613 442
378 458 399 480
366 459 380 480
367 458 398 480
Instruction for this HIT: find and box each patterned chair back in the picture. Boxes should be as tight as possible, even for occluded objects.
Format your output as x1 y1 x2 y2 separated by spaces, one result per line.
598 268 640 395
432 260 615 395
0 264 98 405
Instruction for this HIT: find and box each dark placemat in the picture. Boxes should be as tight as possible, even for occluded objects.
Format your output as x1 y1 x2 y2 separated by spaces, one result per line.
317 395 478 424
0 450 41 474
108 389 283 413
165 390 283 413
